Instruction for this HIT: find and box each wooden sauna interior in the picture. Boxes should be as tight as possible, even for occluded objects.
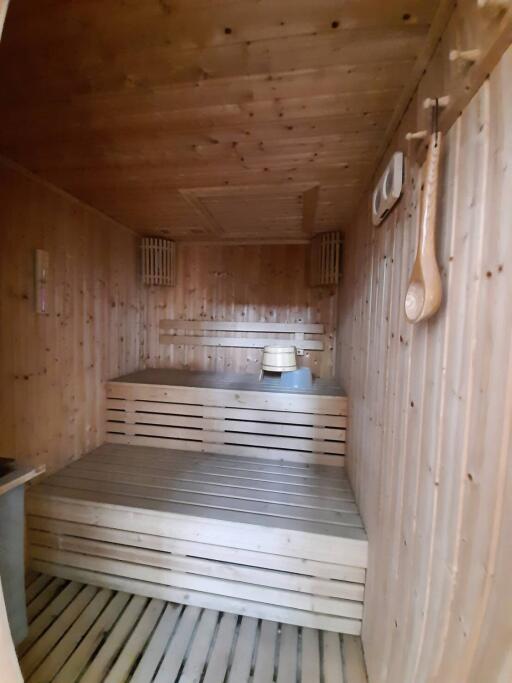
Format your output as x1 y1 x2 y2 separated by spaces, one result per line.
1 1 512 682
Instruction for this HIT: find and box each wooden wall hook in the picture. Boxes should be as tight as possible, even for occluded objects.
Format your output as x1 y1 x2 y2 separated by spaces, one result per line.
477 0 510 9
450 49 481 63
423 96 450 110
405 130 428 142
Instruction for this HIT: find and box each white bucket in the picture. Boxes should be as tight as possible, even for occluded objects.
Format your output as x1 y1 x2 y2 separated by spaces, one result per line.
262 346 297 372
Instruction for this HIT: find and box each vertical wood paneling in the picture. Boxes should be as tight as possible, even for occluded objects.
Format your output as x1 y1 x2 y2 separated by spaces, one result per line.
143 243 337 378
0 159 142 474
337 47 512 683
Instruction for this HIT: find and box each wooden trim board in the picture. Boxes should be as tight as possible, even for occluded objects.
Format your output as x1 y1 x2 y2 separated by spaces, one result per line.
158 319 326 351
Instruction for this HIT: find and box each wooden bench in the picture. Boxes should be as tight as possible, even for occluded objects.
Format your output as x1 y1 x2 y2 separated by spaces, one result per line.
27 370 367 635
105 368 347 467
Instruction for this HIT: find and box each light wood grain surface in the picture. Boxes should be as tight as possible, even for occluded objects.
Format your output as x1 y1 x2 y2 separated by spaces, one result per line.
337 42 512 683
19 572 368 682
0 158 143 475
0 1 444 241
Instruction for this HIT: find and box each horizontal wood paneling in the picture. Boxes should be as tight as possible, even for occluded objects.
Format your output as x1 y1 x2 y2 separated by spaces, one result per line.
337 45 512 683
143 243 337 377
0 158 143 473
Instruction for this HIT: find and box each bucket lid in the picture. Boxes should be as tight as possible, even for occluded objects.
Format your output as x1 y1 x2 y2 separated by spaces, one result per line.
262 346 296 353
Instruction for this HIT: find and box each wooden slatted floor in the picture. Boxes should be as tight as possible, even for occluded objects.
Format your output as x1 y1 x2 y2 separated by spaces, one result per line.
20 572 368 683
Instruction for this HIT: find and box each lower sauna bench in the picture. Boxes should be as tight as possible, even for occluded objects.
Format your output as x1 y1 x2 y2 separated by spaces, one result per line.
20 571 368 682
26 444 368 636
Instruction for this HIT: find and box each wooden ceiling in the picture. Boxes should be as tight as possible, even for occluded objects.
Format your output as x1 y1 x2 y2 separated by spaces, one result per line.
0 0 443 242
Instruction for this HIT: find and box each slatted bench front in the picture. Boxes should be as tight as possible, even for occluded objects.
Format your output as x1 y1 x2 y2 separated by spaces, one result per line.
105 378 347 467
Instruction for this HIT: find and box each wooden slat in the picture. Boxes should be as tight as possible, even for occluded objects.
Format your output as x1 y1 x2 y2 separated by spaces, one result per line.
0 464 45 497
29 532 364 601
27 490 368 566
30 547 363 620
103 599 166 683
342 635 369 683
276 624 299 683
179 609 219 683
323 631 345 683
106 381 347 415
27 578 67 622
31 562 363 635
107 421 345 455
252 619 278 683
25 574 53 604
28 517 366 583
130 604 182 683
20 585 98 679
27 588 113 683
153 605 201 683
202 613 238 683
79 444 348 483
53 592 131 683
105 379 347 463
106 409 345 440
67 458 353 501
79 595 148 683
34 475 362 529
301 628 321 683
18 582 83 658
160 320 324 333
159 334 324 350
227 616 258 683
107 399 347 427
107 433 345 466
64 463 355 510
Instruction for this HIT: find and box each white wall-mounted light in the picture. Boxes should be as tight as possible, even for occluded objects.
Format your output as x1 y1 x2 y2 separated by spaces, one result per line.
372 152 404 226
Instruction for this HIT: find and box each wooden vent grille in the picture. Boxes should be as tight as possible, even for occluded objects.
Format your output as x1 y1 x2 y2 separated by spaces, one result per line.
309 231 342 287
141 237 176 286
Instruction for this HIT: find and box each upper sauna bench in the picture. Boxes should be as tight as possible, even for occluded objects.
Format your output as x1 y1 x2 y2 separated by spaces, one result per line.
105 368 348 467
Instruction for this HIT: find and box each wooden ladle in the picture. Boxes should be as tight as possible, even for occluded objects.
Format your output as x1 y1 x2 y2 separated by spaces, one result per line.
405 131 443 323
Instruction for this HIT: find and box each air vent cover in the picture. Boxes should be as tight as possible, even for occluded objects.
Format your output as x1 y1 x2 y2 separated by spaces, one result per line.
141 237 176 286
309 231 342 287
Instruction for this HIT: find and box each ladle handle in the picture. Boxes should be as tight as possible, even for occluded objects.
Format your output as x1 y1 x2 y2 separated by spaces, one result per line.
405 132 443 323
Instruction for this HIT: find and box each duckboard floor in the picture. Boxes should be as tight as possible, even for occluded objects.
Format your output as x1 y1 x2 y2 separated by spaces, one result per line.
20 571 368 682
27 444 367 635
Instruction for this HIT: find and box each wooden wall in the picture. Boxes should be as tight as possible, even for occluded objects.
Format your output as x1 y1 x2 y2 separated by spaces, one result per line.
0 158 143 474
142 243 337 378
337 45 512 683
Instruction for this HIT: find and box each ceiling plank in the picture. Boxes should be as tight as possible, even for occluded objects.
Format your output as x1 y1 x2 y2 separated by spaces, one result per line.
0 0 442 242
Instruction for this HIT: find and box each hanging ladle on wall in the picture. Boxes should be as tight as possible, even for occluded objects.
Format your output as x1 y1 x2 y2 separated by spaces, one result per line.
405 99 443 324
